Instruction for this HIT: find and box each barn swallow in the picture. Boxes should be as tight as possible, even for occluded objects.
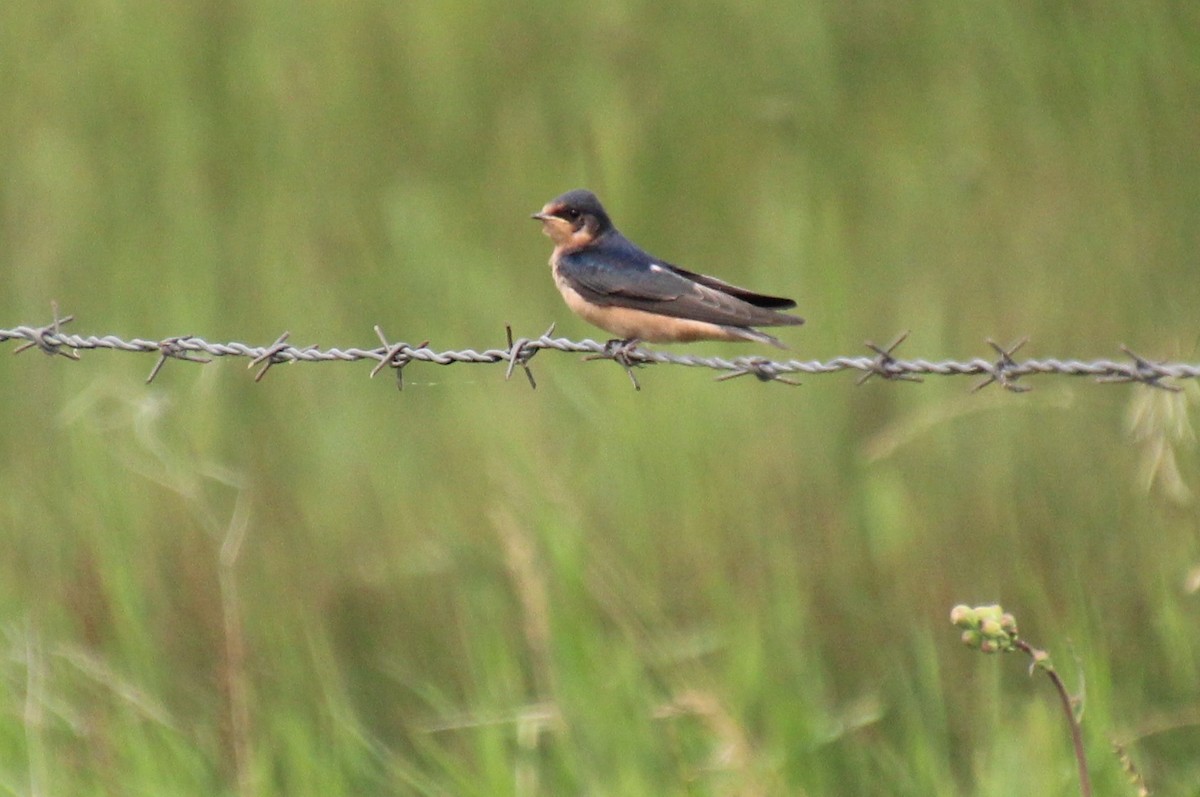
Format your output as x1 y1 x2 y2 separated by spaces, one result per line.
532 189 803 348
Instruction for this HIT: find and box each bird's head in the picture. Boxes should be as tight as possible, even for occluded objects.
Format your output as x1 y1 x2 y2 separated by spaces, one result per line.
531 189 614 249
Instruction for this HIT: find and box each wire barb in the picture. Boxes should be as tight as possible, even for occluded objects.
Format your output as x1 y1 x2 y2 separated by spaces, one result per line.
973 338 1032 393
12 303 80 361
857 331 920 385
1096 345 1182 392
248 332 294 383
504 323 553 390
146 335 213 383
371 325 428 391
714 357 801 386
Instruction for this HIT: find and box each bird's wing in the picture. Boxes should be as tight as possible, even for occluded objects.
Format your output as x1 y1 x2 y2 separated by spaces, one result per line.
558 242 803 328
665 264 796 310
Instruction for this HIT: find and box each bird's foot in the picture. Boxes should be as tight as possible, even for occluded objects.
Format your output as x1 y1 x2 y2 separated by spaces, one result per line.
603 337 643 365
584 338 644 390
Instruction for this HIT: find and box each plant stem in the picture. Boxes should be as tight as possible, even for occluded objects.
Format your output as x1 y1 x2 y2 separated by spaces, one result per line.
1016 640 1091 797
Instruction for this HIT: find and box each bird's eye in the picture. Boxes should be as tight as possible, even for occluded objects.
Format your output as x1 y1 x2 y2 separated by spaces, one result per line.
562 208 580 221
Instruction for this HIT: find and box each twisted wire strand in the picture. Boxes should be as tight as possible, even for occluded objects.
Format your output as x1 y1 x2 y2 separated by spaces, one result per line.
3 316 1197 391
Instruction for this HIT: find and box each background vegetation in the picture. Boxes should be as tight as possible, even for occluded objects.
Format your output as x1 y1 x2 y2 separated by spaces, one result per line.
1 1 1198 794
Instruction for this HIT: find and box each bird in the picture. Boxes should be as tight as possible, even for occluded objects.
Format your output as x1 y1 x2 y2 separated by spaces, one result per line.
532 189 803 349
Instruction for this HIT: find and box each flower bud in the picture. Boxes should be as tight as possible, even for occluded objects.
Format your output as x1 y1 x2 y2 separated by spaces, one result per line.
950 605 975 627
975 604 1004 623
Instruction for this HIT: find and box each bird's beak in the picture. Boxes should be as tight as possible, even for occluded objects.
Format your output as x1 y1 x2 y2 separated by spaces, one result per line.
531 211 552 221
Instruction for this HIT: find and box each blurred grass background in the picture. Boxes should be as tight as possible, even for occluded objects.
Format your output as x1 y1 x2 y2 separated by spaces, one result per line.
2 1 1199 794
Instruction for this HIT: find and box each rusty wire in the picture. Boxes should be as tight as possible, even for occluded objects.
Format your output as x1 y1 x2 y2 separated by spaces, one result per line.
2 309 1198 392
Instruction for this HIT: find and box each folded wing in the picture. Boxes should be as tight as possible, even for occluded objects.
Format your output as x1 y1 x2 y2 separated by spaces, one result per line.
558 243 803 328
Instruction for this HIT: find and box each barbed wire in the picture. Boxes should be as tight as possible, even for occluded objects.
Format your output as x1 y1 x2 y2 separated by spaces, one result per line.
2 308 1197 392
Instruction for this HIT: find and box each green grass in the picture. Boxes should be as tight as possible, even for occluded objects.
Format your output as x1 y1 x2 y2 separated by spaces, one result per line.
2 1 1199 794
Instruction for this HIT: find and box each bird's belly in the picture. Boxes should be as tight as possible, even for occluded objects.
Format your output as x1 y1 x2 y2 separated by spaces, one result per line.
553 270 741 343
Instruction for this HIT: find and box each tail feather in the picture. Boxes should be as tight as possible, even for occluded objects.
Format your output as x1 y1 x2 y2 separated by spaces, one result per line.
724 326 790 349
